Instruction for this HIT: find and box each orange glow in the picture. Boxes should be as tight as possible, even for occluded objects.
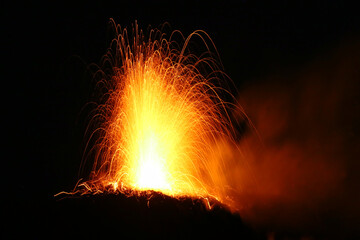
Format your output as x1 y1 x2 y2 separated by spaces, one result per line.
75 21 240 203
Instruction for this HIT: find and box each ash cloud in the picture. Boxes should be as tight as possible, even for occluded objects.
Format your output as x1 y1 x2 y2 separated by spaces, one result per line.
228 39 360 238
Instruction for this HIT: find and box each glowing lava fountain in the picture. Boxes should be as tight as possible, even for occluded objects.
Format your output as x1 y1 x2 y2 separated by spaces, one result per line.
77 21 240 202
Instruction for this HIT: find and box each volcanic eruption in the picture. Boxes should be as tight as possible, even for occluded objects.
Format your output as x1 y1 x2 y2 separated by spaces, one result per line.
49 16 360 240
58 20 249 210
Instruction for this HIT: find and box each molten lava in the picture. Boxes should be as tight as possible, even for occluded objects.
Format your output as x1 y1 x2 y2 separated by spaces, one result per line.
77 21 238 202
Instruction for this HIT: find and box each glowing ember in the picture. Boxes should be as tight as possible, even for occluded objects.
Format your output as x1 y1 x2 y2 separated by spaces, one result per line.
74 21 238 202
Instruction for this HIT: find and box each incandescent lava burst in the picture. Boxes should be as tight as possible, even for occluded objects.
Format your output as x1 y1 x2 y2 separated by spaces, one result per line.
74 21 243 204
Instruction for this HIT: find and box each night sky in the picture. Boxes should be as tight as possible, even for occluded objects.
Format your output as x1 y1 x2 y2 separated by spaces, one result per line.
4 1 360 239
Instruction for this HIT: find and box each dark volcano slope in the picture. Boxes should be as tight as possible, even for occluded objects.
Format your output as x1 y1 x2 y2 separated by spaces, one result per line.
33 192 264 239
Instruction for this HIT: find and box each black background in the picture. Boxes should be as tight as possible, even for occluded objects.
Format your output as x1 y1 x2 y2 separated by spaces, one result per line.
4 1 360 239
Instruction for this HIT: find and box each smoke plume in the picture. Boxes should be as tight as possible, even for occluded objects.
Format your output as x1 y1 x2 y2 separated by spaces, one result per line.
227 38 360 238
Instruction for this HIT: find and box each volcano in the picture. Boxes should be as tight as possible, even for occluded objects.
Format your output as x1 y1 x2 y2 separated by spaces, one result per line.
46 192 261 239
